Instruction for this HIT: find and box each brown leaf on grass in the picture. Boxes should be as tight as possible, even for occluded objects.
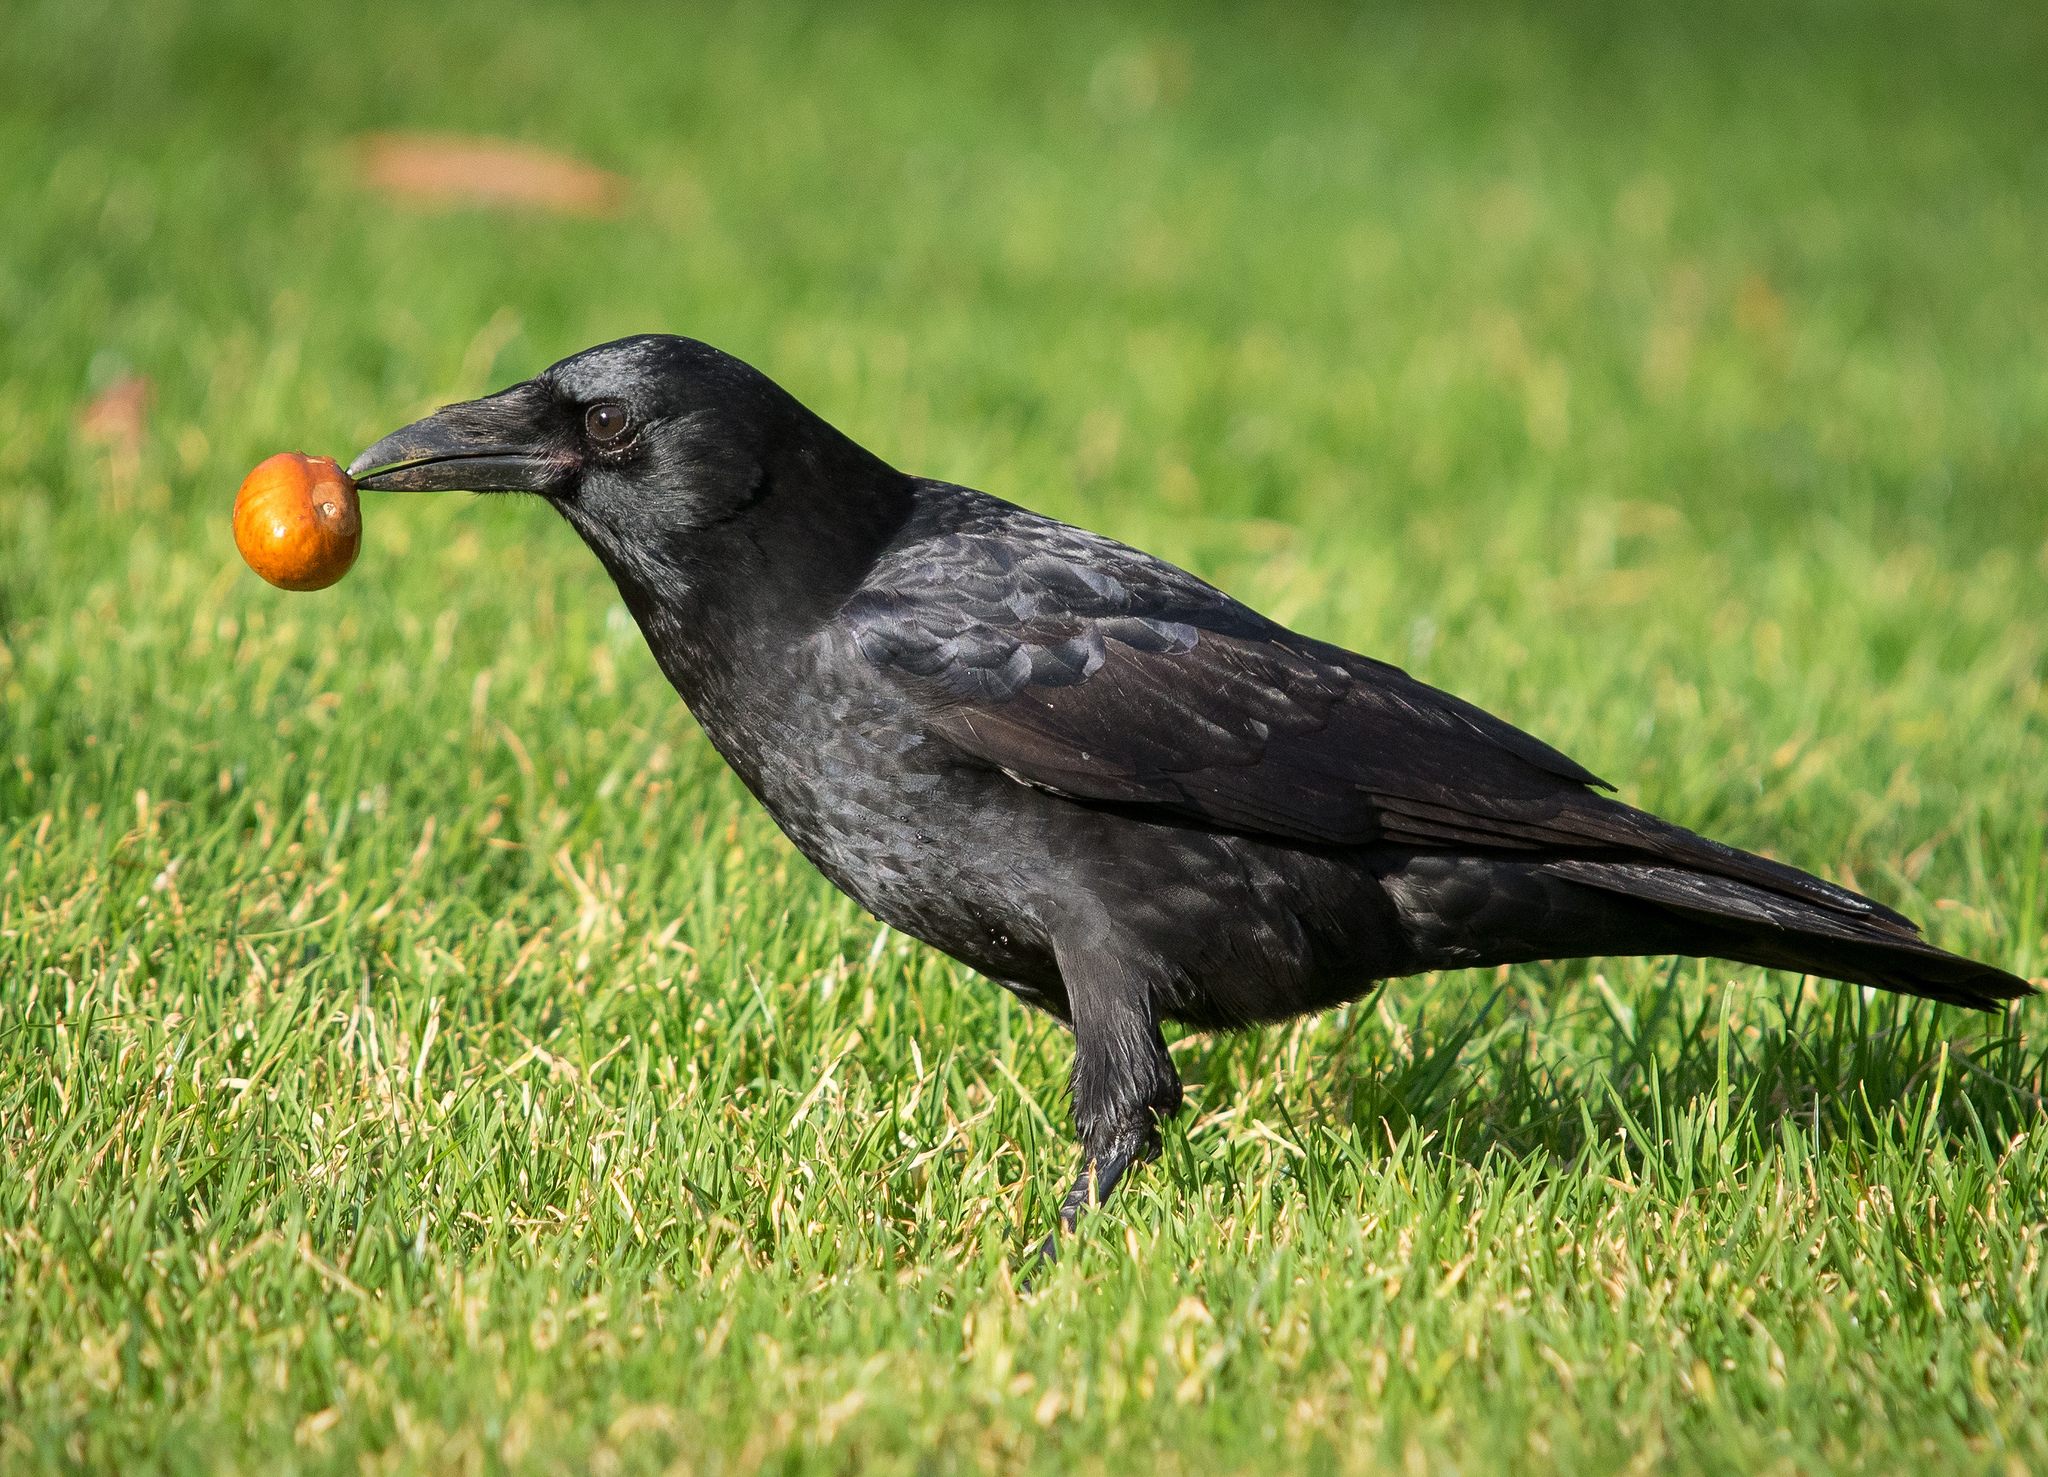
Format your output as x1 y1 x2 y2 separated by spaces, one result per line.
355 132 626 216
79 374 152 456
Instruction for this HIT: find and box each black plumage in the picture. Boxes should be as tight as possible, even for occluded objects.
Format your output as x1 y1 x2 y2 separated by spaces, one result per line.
352 334 2032 1250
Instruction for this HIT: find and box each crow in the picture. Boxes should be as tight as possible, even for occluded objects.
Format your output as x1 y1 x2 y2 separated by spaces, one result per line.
351 334 2032 1254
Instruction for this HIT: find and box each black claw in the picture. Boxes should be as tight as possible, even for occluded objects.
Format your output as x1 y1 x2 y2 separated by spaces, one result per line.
1020 1129 1162 1283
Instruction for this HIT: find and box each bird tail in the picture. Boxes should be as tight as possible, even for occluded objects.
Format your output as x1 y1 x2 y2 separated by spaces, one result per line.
1539 855 2033 1011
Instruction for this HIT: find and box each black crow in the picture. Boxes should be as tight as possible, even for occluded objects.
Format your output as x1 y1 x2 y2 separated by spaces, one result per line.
352 335 2032 1254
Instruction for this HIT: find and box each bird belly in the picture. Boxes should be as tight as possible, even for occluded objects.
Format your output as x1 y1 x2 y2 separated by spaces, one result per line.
773 761 1412 1028
696 684 1415 1028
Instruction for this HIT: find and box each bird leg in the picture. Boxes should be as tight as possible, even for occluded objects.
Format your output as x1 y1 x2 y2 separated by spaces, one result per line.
1028 947 1183 1268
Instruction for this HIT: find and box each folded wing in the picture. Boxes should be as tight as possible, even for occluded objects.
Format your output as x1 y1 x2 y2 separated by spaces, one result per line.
846 500 1912 931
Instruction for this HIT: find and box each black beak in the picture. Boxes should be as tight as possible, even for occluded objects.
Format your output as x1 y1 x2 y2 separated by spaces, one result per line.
349 380 569 493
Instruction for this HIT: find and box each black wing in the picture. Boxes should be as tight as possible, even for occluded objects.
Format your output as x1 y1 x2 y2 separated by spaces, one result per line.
845 494 1907 926
846 499 1616 848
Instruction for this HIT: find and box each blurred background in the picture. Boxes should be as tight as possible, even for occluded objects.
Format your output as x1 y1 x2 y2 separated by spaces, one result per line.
3 1 2047 1470
9 0 2046 547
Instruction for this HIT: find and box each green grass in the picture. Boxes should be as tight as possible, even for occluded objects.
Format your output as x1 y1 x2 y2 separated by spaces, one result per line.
4 0 2048 1470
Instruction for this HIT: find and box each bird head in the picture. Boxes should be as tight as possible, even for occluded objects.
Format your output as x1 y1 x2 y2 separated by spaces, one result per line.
351 335 791 529
350 334 906 626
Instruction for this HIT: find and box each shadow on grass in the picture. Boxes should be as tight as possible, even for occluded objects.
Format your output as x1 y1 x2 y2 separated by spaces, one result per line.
1172 959 2044 1183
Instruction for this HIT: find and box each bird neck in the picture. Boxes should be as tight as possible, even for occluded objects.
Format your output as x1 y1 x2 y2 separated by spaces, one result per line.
588 429 915 714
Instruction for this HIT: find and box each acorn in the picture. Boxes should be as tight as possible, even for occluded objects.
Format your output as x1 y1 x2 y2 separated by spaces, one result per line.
233 453 361 591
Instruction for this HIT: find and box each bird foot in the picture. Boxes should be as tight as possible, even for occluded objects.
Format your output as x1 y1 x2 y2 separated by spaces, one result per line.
1017 1130 1160 1286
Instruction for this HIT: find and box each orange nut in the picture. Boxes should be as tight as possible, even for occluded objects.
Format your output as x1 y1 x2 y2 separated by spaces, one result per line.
233 453 361 591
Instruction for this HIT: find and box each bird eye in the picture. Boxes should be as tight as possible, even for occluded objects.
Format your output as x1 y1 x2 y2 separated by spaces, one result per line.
584 402 631 445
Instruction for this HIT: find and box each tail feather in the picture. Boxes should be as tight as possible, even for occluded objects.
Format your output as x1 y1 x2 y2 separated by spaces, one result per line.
1544 856 2032 1011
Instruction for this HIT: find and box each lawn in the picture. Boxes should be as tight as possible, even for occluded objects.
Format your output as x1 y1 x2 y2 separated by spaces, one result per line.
3 0 2047 1470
